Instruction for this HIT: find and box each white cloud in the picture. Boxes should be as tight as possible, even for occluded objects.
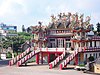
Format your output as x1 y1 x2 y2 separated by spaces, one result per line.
0 0 100 31
0 0 28 17
91 12 100 29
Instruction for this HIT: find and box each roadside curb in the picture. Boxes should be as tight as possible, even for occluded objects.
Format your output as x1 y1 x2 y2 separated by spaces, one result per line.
84 71 100 75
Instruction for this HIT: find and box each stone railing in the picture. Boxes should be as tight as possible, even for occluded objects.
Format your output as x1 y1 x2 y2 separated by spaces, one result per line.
49 49 65 69
17 49 40 67
9 48 31 66
84 47 100 52
39 48 65 52
59 49 79 70
49 30 72 35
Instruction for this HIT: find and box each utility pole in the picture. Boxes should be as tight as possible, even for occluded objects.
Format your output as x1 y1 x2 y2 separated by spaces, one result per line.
0 33 1 53
97 23 100 35
0 33 3 53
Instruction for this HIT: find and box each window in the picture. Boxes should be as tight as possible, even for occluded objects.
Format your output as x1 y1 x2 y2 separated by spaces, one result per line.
69 43 71 47
66 39 70 41
14 26 16 29
82 32 85 36
7 27 9 29
90 41 92 47
90 54 92 57
57 39 64 48
99 53 100 56
78 54 81 63
62 30 64 33
78 32 80 36
63 39 64 47
93 53 95 57
96 53 97 58
50 39 55 41
51 30 56 34
94 41 96 47
85 54 87 59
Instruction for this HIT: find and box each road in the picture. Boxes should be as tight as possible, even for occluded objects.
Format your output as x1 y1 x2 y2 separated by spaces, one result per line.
0 60 93 75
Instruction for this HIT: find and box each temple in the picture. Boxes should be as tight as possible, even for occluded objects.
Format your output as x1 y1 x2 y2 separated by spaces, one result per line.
9 12 100 70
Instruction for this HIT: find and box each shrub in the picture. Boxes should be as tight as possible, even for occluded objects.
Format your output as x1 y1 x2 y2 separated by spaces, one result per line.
88 56 94 62
7 52 12 58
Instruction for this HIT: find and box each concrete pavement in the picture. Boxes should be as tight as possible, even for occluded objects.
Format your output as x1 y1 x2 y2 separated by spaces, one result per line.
0 60 93 75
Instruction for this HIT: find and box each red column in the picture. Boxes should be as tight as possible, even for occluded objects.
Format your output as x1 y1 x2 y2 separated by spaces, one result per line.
75 55 78 65
64 38 66 48
60 64 63 70
36 53 39 64
9 61 11 66
41 52 43 64
48 53 50 64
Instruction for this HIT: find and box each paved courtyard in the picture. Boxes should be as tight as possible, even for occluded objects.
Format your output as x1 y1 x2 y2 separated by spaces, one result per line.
0 60 93 75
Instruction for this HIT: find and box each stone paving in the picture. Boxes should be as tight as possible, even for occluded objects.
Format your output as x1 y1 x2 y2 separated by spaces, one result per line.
0 60 93 75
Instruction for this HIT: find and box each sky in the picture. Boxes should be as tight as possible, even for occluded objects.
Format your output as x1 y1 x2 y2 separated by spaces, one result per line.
0 0 100 31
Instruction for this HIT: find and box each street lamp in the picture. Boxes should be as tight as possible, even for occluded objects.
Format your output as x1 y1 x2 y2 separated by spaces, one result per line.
0 33 3 53
12 41 13 53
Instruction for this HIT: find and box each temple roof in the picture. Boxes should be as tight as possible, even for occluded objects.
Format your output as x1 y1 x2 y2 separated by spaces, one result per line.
31 12 94 32
47 12 93 31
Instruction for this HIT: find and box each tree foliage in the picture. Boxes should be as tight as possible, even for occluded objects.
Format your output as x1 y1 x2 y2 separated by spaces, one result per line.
1 32 32 54
22 25 26 32
88 56 94 62
97 23 100 36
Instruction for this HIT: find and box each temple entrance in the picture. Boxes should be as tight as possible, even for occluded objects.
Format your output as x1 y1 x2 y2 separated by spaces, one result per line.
50 39 55 48
57 38 64 48
50 42 55 48
66 42 71 48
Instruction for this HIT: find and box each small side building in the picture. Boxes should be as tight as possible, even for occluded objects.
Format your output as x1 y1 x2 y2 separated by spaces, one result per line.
94 57 100 73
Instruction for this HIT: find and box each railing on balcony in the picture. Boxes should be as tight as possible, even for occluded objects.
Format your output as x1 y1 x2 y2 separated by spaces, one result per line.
84 47 100 52
92 36 100 41
39 48 65 52
49 30 72 35
72 36 91 41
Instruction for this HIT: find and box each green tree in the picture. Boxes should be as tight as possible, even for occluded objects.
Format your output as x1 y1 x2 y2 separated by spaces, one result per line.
1 32 32 55
97 23 100 36
22 25 26 32
88 56 94 62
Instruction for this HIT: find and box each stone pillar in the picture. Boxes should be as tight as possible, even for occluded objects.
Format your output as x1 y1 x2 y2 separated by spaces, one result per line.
92 41 94 47
80 42 81 47
41 52 43 64
75 54 78 65
48 53 50 64
36 53 39 64
64 38 66 48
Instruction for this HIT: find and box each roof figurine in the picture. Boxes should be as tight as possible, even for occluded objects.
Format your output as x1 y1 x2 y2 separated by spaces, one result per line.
58 13 62 19
79 14 84 27
85 16 91 28
51 14 56 23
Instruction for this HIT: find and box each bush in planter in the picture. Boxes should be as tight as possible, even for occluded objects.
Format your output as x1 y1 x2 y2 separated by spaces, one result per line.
88 56 95 71
88 56 94 62
7 52 12 58
78 64 85 67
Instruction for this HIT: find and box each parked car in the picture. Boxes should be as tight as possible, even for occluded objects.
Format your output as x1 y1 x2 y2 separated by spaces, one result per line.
74 65 86 71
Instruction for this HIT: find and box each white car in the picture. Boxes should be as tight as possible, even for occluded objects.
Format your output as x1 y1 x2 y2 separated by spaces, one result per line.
74 66 86 71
